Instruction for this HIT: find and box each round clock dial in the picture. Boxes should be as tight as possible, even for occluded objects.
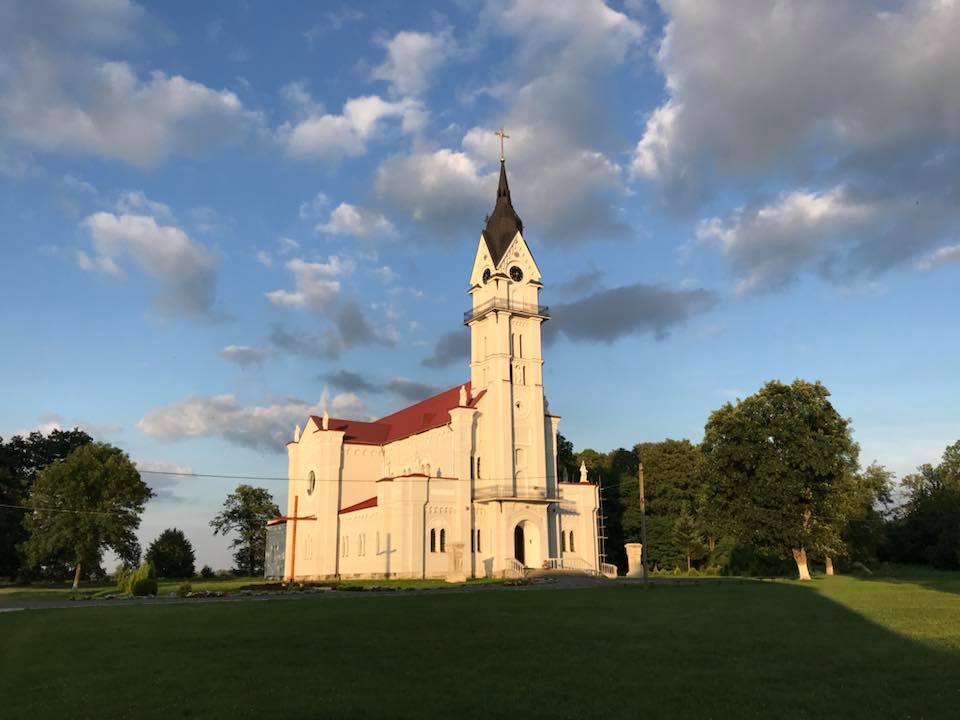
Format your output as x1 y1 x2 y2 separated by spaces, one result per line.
509 266 524 282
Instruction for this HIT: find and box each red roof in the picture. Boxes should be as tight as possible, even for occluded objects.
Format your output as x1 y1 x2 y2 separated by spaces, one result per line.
339 496 378 514
310 382 484 446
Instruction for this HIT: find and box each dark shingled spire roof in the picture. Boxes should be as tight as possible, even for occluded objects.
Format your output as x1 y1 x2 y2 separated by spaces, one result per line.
482 160 523 267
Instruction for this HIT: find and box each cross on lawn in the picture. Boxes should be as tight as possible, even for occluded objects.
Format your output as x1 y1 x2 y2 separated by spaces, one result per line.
277 494 316 582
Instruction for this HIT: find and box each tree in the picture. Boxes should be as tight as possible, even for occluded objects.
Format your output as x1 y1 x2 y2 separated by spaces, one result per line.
145 528 196 578
210 485 279 576
556 432 578 483
702 380 859 580
672 512 704 571
0 428 92 579
21 443 153 589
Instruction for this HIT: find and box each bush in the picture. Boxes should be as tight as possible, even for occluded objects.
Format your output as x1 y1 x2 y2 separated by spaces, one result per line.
132 577 158 596
200 565 215 579
176 582 192 598
117 561 154 594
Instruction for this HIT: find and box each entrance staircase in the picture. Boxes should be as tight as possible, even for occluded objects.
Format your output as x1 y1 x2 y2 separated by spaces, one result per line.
505 557 618 579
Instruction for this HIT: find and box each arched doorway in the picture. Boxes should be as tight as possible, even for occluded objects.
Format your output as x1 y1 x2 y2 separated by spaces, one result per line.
513 520 541 568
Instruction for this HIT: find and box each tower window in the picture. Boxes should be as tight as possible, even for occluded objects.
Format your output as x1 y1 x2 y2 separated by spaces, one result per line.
570 531 575 553
440 529 446 553
562 531 567 552
477 529 481 553
430 529 437 553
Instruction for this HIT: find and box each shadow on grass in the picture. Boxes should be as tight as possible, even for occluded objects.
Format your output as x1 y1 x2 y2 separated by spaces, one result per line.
852 564 960 596
1 578 958 719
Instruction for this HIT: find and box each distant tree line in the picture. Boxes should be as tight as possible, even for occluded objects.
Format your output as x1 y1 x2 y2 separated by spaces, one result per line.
562 379 960 578
1 428 278 584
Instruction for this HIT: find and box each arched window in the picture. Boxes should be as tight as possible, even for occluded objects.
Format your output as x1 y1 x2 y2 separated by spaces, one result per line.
562 531 567 552
440 529 446 553
307 470 316 495
476 529 481 553
570 531 575 553
430 528 436 553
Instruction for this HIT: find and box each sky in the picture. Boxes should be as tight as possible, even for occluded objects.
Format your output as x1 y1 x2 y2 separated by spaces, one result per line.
1 0 959 569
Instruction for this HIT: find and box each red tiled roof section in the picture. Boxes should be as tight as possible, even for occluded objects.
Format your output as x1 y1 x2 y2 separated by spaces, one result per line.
310 382 484 446
339 496 378 514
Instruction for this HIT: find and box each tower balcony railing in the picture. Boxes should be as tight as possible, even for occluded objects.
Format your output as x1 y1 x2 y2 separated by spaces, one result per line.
464 298 550 324
472 484 565 503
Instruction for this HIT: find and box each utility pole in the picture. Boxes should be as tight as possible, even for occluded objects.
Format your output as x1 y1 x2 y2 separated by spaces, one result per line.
639 462 648 584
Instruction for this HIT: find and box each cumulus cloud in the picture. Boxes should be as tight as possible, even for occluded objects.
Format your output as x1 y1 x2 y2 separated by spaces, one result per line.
138 394 328 452
220 345 271 366
320 369 381 394
331 392 365 417
135 459 190 503
279 93 426 160
917 244 960 271
697 187 879 294
265 256 353 312
386 378 441 403
547 282 718 343
321 370 440 404
115 190 174 223
80 211 218 316
269 324 341 361
372 30 452 96
375 0 642 244
317 203 397 241
422 329 470 368
630 0 960 283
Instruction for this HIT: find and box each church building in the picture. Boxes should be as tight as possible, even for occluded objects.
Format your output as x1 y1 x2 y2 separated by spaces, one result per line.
272 151 600 581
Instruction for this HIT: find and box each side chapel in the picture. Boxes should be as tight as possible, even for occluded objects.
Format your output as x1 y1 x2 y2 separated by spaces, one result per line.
268 146 600 580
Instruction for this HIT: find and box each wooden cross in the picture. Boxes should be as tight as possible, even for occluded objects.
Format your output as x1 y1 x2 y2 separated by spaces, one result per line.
495 127 510 161
277 494 316 582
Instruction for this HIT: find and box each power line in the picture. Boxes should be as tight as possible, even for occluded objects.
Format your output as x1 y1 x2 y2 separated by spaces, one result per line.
0 502 128 517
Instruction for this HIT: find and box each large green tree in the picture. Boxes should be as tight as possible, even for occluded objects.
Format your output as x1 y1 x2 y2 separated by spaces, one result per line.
21 442 153 589
0 428 93 579
145 528 196 578
702 380 859 580
210 485 279 576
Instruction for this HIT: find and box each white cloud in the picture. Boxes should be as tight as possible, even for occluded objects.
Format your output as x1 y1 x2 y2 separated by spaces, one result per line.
697 186 878 294
2 54 259 167
135 459 191 503
917 243 960 271
331 392 365 417
137 394 324 453
279 93 425 160
265 256 354 312
317 203 397 240
299 192 329 220
115 190 174 223
220 345 271 366
372 30 452 96
255 250 273 267
81 211 218 315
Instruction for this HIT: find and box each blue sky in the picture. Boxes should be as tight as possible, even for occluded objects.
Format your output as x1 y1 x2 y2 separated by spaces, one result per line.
2 0 959 568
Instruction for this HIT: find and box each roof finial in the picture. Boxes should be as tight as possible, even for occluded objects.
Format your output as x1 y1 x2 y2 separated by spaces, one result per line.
495 127 510 162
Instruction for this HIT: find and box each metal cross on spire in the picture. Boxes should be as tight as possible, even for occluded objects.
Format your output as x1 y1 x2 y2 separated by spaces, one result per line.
495 127 510 162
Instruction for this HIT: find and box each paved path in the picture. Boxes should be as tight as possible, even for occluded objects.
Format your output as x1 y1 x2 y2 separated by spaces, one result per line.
0 576 690 612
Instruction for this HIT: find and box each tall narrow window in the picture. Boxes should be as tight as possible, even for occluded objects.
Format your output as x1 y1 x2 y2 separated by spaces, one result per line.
476 529 481 553
307 470 316 495
440 529 446 553
470 456 475 479
562 531 567 552
477 457 481 479
570 531 575 553
430 528 436 553
522 366 526 385
519 335 523 358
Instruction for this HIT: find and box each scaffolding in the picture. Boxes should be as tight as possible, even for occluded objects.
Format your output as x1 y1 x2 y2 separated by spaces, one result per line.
597 474 609 564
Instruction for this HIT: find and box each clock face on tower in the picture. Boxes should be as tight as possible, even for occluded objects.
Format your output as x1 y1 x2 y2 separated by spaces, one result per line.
482 268 492 283
509 266 524 282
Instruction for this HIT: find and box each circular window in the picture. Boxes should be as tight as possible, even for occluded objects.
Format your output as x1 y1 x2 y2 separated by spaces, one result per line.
482 268 492 284
307 470 316 495
509 266 524 282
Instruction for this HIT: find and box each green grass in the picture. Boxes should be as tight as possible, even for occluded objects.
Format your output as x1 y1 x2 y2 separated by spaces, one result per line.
0 575 269 601
2 571 960 719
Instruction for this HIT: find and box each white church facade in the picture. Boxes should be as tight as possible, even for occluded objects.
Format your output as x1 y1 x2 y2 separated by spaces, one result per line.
272 156 600 581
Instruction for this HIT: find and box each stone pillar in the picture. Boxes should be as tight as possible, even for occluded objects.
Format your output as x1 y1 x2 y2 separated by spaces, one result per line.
625 543 644 578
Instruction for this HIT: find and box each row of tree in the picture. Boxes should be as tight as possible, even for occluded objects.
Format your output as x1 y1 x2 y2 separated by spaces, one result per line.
0 428 280 583
559 379 959 578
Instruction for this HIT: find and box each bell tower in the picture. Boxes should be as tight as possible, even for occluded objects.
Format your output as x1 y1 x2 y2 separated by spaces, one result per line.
465 144 551 500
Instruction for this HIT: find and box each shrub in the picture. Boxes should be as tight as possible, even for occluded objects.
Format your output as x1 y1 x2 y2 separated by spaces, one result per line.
176 582 192 598
200 565 215 579
131 577 158 596
117 562 155 594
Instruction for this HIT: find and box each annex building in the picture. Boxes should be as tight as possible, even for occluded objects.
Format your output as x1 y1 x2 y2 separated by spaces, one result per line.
267 153 601 581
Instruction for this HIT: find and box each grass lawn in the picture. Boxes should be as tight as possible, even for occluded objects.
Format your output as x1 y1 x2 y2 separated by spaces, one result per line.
2 570 959 719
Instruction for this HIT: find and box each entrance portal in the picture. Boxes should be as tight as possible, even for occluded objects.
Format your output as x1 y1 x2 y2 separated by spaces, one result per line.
514 524 525 565
513 520 541 568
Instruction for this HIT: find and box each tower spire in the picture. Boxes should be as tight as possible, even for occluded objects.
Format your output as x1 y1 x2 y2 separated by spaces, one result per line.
482 131 523 268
